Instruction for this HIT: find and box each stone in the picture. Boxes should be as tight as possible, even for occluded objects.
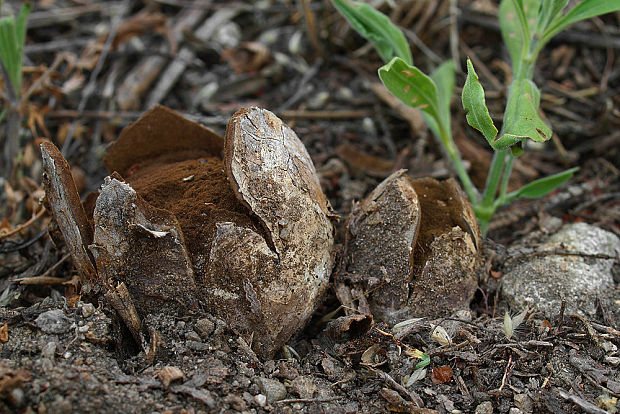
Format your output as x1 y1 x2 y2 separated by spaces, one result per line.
35 310 72 334
256 377 287 403
475 401 493 414
502 223 619 318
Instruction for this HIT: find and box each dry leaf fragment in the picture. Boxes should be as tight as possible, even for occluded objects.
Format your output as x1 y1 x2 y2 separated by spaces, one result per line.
0 324 8 343
156 366 185 388
431 366 454 384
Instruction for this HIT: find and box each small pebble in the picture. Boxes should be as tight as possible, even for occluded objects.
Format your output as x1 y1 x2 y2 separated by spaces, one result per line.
81 303 95 318
474 401 493 414
185 330 201 342
256 377 287 403
254 394 267 407
35 310 72 334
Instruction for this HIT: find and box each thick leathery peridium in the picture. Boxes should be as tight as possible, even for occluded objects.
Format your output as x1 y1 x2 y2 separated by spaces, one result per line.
41 105 334 359
345 171 481 324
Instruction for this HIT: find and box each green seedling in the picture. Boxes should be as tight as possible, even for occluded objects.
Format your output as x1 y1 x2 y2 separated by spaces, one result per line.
0 2 31 177
333 0 619 234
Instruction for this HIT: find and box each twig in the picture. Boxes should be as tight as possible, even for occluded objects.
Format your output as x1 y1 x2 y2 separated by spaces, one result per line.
17 276 68 285
277 58 322 112
279 109 373 119
369 367 424 408
0 207 46 241
506 249 618 265
275 396 344 404
0 229 48 254
61 0 131 157
557 390 608 414
27 3 126 29
21 53 68 105
449 0 460 73
497 353 512 394
145 6 246 108
402 28 441 64
460 40 503 91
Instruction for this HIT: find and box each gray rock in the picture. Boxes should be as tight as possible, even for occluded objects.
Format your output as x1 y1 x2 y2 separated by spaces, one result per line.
514 393 533 413
474 401 493 414
35 309 72 334
502 223 619 318
255 377 287 403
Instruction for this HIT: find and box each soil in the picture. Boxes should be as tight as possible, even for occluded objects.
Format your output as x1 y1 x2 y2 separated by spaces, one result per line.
1 1 619 413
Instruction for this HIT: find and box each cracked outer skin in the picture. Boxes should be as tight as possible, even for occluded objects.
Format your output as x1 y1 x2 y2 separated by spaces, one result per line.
41 142 97 283
222 107 334 357
41 106 334 359
90 176 199 316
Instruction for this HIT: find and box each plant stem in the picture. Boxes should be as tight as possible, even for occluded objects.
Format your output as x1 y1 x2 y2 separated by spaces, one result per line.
498 154 514 205
438 122 479 203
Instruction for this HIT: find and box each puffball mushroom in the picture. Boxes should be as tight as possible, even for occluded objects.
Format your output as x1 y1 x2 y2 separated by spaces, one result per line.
41 105 334 359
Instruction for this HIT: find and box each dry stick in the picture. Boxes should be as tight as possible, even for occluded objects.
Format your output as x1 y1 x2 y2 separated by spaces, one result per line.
591 17 614 92
497 352 512 394
21 53 68 105
449 0 461 73
24 38 92 54
145 6 246 108
0 207 46 241
61 0 130 158
45 109 229 126
115 7 207 111
277 58 322 111
557 390 609 414
278 109 373 119
369 367 424 408
402 28 441 64
27 3 125 29
18 276 68 285
275 397 344 405
299 0 321 56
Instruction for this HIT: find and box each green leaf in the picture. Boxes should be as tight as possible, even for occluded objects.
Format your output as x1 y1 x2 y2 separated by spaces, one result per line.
462 59 497 144
541 0 620 47
378 57 441 124
493 79 551 150
536 0 569 35
415 352 430 370
505 167 578 203
0 16 19 94
499 0 540 64
0 3 30 96
332 0 412 65
430 60 455 129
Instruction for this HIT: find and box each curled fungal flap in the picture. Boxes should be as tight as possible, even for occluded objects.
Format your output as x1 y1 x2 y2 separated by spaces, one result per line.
40 141 97 281
104 105 225 176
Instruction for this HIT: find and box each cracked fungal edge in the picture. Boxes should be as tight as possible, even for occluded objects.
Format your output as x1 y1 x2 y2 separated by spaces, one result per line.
40 141 97 281
222 107 334 355
224 107 333 257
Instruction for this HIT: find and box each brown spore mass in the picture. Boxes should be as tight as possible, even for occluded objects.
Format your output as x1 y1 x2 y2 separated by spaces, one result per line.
410 177 472 275
123 150 263 285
